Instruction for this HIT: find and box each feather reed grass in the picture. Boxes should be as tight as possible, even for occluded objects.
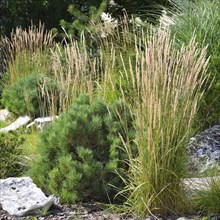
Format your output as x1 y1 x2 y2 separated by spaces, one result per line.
117 27 210 216
0 22 54 84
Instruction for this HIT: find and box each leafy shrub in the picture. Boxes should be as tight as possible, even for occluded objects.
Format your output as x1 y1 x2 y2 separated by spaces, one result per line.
2 74 59 117
0 130 25 178
29 94 135 203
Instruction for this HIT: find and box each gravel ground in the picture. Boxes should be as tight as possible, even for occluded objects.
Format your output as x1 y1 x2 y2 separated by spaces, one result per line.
0 203 140 220
1 203 219 220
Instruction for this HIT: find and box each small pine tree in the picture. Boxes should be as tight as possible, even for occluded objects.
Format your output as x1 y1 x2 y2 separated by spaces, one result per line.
60 0 108 38
29 93 135 203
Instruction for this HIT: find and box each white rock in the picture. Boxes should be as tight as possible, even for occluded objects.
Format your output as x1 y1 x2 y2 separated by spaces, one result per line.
0 177 58 216
159 10 175 27
0 109 10 121
0 115 30 133
26 116 58 131
177 218 191 220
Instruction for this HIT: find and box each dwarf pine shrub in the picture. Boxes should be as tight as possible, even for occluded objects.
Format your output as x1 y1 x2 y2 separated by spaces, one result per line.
28 93 135 203
2 74 59 117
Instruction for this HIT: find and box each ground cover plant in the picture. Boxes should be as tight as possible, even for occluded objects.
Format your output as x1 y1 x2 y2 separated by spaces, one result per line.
192 178 220 215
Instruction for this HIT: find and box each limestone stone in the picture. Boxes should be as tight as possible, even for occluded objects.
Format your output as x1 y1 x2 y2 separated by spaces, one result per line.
0 177 58 216
26 116 58 131
0 116 30 133
182 176 220 191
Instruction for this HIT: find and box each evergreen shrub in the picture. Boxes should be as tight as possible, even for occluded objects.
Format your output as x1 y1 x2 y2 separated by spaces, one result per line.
0 131 25 178
29 93 135 203
2 74 59 117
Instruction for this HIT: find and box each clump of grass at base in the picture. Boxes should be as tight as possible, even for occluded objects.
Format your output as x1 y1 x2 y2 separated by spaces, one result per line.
118 28 210 216
192 178 220 215
0 120 9 129
21 131 40 158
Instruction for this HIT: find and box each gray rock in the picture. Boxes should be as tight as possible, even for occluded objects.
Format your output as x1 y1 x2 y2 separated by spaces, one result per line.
0 177 58 216
0 116 30 133
187 125 220 174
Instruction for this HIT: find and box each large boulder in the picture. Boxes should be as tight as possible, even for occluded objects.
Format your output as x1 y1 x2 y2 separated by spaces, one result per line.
0 177 58 216
187 125 220 174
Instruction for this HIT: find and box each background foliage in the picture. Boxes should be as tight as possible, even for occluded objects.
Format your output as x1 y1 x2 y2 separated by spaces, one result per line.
0 0 174 37
171 0 220 127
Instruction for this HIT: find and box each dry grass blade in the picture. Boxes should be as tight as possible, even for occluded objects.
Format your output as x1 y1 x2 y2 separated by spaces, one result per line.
0 22 54 78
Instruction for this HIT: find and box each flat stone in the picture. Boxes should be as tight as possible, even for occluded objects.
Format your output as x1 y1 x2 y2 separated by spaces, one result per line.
26 116 58 131
182 176 220 191
0 177 58 216
0 116 30 133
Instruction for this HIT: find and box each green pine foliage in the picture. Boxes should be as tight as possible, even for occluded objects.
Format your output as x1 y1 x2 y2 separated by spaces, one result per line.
60 0 108 38
2 74 59 117
28 93 135 203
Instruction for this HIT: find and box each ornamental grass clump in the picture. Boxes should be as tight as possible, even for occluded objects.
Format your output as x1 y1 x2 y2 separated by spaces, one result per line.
48 37 96 114
118 28 210 216
0 23 54 85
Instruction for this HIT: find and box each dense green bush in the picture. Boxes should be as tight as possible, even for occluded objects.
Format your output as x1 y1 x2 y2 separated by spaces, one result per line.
29 94 135 203
2 74 59 117
0 130 25 178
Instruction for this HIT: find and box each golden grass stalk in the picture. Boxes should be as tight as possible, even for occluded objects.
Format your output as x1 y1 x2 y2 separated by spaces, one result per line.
118 27 210 216
44 36 99 115
0 22 54 84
